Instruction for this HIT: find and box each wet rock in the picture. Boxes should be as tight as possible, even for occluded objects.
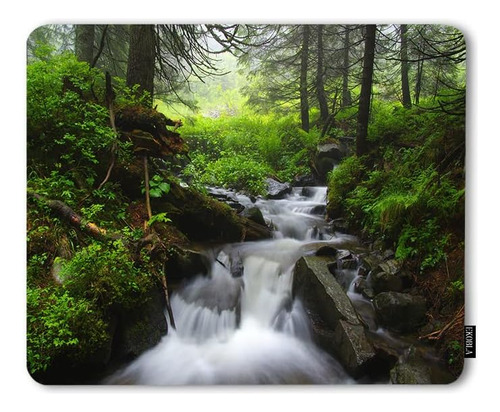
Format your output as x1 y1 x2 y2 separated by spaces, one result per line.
156 179 272 242
362 288 375 300
354 277 368 294
383 249 395 260
314 140 348 179
373 292 427 333
112 284 168 364
341 259 358 270
390 362 432 384
370 271 404 294
334 320 378 378
164 245 208 282
294 174 321 187
378 259 402 276
301 187 314 197
316 245 338 257
330 218 349 234
358 265 369 277
310 205 326 215
240 206 267 227
359 254 383 274
265 178 292 199
336 249 353 260
293 256 376 376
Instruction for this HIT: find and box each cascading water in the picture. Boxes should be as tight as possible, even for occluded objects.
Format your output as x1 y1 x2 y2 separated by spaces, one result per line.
105 186 355 385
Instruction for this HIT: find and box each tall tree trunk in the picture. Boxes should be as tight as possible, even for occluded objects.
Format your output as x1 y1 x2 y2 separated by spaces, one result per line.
356 25 376 157
316 25 329 125
75 25 95 65
127 25 155 106
342 25 352 108
400 24 412 109
300 25 310 132
415 57 424 105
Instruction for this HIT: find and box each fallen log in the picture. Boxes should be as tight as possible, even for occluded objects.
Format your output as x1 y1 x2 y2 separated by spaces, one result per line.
28 190 113 240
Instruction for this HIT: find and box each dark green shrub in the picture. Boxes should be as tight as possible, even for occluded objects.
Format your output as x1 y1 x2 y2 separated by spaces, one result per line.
59 240 153 310
27 286 109 375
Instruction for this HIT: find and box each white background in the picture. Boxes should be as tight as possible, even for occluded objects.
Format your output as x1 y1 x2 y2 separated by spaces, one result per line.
2 1 493 411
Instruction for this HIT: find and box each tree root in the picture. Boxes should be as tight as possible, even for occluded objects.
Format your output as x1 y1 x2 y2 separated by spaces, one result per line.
419 304 464 341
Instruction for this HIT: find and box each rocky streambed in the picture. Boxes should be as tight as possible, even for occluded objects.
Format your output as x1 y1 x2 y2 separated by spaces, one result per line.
102 183 454 385
293 243 454 383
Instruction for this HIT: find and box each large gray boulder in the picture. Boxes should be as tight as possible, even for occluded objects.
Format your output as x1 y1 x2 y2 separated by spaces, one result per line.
293 256 376 377
373 292 427 333
313 138 353 180
265 178 292 199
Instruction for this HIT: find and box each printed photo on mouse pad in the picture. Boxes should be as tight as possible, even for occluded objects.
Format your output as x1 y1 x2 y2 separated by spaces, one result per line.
26 24 466 385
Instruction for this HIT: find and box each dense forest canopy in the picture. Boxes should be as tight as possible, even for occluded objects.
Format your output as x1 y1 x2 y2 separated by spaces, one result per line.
26 23 465 384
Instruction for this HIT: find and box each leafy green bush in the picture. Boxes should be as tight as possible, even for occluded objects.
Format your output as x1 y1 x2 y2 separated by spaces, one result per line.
200 154 272 196
59 240 153 310
27 52 114 172
179 112 320 194
27 286 109 375
326 156 366 218
327 133 464 272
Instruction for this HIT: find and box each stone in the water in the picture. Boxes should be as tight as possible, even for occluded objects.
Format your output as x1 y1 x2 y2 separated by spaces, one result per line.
361 288 375 300
293 256 376 376
240 206 267 227
316 246 338 257
265 178 292 199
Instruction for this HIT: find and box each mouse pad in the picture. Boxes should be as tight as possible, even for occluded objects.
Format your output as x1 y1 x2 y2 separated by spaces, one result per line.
26 24 466 385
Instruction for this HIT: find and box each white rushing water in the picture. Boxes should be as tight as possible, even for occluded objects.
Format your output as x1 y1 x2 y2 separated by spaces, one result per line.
105 187 355 385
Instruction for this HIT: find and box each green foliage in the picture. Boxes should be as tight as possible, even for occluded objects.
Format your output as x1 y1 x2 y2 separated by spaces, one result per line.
180 112 320 195
395 221 450 272
59 240 153 310
27 52 114 171
27 286 109 375
147 212 172 227
327 98 464 273
200 154 273 196
143 175 171 198
446 340 463 366
326 156 366 218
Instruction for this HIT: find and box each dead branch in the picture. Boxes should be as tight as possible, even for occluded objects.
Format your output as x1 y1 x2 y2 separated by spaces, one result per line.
28 190 116 240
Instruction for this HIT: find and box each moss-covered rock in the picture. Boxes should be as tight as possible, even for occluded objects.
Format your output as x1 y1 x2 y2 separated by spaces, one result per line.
154 179 271 243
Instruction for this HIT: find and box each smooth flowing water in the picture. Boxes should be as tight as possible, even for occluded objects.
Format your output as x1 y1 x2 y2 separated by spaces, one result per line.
105 187 358 385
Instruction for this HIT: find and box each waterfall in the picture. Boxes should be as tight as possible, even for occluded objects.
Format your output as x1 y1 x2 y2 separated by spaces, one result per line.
104 187 354 385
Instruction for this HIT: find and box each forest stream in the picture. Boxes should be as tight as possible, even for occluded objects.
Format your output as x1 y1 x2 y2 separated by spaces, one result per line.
104 186 450 385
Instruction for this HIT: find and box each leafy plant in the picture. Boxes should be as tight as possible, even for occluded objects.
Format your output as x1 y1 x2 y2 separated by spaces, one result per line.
142 175 171 198
147 212 172 227
59 240 153 310
446 340 462 366
27 286 109 375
